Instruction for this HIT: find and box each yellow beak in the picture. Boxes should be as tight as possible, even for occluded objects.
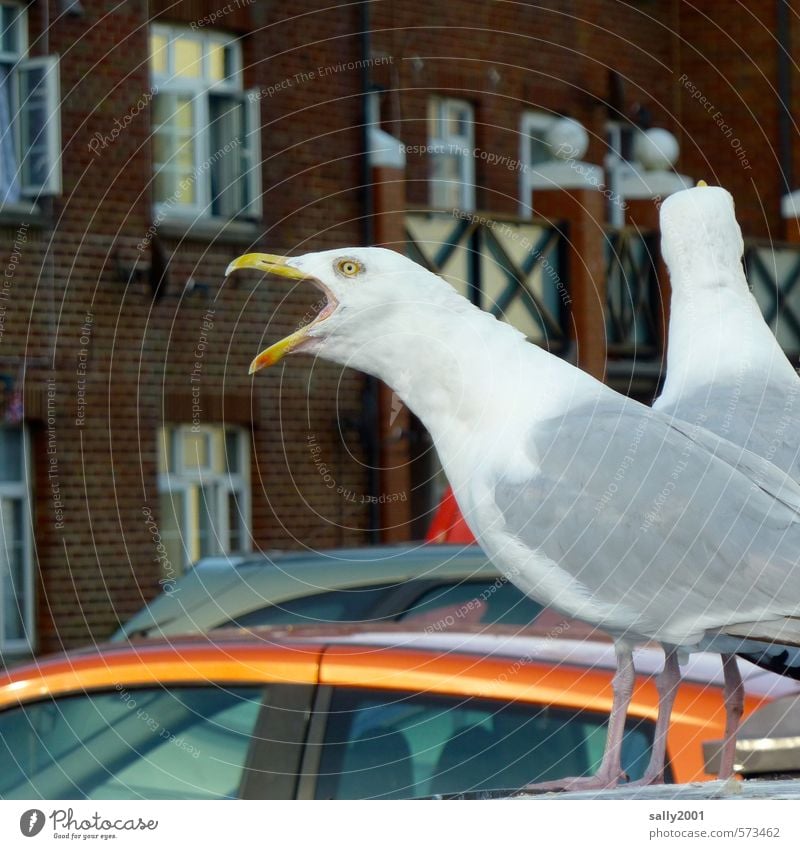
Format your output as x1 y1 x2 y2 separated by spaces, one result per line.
226 253 322 374
225 253 307 280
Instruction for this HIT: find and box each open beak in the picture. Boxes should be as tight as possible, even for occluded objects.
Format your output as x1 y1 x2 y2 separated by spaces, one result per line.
225 253 337 374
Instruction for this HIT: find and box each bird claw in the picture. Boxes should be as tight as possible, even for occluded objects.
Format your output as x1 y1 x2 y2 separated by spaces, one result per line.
519 770 627 795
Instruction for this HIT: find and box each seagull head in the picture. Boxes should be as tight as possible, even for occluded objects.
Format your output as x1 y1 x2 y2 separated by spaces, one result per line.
660 183 745 285
227 247 466 375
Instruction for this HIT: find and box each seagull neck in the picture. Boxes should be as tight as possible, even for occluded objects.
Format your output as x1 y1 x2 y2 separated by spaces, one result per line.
661 259 797 402
357 296 588 461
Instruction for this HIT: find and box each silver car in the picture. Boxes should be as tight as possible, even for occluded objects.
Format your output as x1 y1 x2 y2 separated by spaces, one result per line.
114 544 545 640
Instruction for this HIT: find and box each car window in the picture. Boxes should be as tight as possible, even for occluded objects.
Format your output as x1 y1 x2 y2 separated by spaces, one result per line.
0 685 263 799
221 583 399 628
314 688 655 799
399 579 544 626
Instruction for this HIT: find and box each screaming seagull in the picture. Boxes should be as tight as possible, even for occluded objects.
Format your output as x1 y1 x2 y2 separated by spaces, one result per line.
229 248 800 791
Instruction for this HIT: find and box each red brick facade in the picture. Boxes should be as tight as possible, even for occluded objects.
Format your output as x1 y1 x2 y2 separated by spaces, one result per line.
1 0 795 659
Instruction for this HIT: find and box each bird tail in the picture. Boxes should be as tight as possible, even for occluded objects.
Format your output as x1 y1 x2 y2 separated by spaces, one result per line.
736 644 800 681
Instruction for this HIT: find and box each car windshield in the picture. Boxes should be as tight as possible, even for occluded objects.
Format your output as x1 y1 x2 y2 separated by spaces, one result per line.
0 685 263 799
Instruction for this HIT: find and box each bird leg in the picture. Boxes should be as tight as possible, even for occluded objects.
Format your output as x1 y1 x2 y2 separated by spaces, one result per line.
626 646 681 786
521 642 635 793
717 653 744 779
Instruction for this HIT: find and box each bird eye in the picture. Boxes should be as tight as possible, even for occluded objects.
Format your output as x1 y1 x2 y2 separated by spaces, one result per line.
335 258 363 277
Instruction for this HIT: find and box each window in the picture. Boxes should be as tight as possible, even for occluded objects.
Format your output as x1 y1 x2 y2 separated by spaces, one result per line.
0 2 61 204
0 685 264 798
0 426 32 654
399 579 544 626
149 25 261 220
428 96 475 211
158 425 250 571
316 689 657 799
518 112 558 217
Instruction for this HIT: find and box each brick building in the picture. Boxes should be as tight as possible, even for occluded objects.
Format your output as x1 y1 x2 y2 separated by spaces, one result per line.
1 0 799 661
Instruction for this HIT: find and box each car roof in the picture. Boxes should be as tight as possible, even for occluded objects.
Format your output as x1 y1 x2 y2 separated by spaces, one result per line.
114 544 495 640
10 623 799 703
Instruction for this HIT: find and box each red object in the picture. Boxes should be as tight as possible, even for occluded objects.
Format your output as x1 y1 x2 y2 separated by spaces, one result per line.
426 486 477 544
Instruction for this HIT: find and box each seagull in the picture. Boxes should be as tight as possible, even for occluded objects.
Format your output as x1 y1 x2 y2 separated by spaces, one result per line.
645 183 800 782
229 248 800 791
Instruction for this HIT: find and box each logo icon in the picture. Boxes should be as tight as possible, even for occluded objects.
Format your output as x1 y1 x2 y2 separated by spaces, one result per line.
19 810 45 837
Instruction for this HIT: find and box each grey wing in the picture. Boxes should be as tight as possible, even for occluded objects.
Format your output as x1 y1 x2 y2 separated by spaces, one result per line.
493 403 800 643
657 381 800 482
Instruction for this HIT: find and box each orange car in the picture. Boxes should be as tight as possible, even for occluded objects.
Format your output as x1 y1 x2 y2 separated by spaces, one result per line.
0 625 793 799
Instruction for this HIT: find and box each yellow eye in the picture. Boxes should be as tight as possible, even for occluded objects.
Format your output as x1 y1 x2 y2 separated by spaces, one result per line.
336 258 362 277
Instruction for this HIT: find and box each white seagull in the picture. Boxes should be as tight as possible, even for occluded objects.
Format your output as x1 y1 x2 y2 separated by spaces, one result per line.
647 182 800 781
229 248 800 791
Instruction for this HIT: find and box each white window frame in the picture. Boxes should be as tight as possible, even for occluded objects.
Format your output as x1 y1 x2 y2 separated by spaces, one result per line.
0 426 33 655
149 24 261 221
158 424 251 570
0 2 61 202
518 111 557 218
428 96 475 212
605 120 636 228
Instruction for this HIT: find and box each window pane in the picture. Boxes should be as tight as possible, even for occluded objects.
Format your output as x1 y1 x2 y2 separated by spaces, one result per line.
182 430 209 470
0 686 264 799
198 483 219 558
227 490 241 551
208 43 226 81
209 94 245 217
221 584 398 630
173 37 202 78
1 497 25 642
0 427 22 481
17 63 50 189
400 580 543 627
0 6 20 55
225 429 240 473
152 94 197 207
149 32 168 74
430 153 464 208
316 690 654 799
0 65 20 204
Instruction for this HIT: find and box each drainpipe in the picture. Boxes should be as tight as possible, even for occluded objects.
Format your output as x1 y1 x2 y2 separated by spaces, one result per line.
777 0 793 193
360 0 381 543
